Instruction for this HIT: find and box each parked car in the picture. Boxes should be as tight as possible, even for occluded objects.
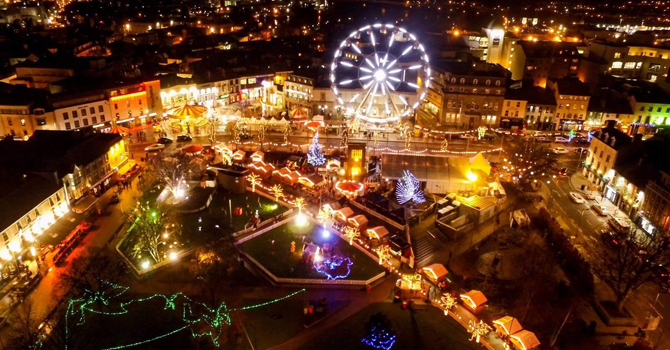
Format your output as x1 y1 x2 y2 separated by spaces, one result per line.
145 143 166 152
584 192 596 200
552 147 568 155
157 137 173 144
569 192 585 203
558 167 569 176
459 134 476 140
554 137 570 143
608 215 631 234
535 136 550 143
176 134 192 142
512 130 526 136
573 147 588 154
600 230 622 250
110 193 120 204
591 204 608 216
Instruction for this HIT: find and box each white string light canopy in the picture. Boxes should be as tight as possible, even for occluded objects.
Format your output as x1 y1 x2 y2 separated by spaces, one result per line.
330 23 431 124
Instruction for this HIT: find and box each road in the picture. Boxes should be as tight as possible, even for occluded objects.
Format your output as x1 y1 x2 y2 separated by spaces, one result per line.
539 143 670 348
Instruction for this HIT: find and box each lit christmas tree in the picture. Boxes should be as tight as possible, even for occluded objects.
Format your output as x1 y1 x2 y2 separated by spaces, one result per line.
396 170 425 205
307 132 326 166
362 313 396 350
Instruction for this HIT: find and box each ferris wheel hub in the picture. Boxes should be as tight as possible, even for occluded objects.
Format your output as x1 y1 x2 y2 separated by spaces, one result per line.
373 69 386 82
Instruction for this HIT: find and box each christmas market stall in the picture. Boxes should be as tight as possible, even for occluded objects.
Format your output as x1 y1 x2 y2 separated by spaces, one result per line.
298 173 325 189
366 226 390 241
460 290 488 313
272 167 302 185
394 273 430 302
233 150 246 162
347 214 369 230
333 207 354 222
493 316 523 337
509 330 541 350
421 263 448 284
251 151 264 162
249 161 275 179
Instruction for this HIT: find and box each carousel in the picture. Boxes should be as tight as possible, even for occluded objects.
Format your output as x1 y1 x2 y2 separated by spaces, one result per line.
168 104 210 136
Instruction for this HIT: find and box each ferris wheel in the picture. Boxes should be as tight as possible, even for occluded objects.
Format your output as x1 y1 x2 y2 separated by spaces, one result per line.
330 24 431 124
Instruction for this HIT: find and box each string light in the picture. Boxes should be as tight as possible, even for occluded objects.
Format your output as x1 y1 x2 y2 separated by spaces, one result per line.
61 281 306 350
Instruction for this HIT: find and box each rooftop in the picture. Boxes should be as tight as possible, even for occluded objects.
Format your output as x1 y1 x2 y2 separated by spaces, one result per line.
0 174 61 231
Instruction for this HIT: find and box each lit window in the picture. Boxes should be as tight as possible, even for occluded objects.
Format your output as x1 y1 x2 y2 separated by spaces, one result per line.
612 61 622 69
624 62 636 69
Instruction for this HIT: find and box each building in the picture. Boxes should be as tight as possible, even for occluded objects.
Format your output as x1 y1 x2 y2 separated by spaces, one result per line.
524 86 557 131
628 91 670 135
582 127 632 190
589 41 670 83
417 59 509 129
516 41 581 87
640 170 670 235
547 78 591 131
285 71 316 118
0 174 69 270
0 84 57 138
501 85 530 129
50 91 112 131
586 88 634 133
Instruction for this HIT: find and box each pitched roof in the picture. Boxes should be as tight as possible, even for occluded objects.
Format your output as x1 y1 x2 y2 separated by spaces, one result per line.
0 175 61 231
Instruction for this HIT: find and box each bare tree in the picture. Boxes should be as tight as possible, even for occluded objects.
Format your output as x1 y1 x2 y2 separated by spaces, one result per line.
515 244 556 323
56 248 125 297
508 139 560 179
592 230 670 312
6 300 42 350
149 153 201 199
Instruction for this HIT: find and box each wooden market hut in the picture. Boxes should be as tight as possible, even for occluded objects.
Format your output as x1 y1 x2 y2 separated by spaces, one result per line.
422 263 448 284
509 330 541 350
460 290 488 313
366 226 390 241
298 173 325 188
333 207 354 222
249 161 275 179
251 151 264 162
233 150 246 162
272 167 301 185
347 214 369 229
493 316 523 337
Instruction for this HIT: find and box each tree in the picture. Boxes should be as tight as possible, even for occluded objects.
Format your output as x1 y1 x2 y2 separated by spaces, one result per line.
208 116 222 144
362 313 396 350
307 132 326 167
56 248 125 298
507 139 560 180
258 123 266 150
127 197 176 264
396 170 425 205
294 197 305 214
6 301 43 350
592 231 670 312
248 173 261 193
149 153 201 200
514 244 556 322
270 184 283 203
191 234 238 305
283 122 291 145
344 226 359 245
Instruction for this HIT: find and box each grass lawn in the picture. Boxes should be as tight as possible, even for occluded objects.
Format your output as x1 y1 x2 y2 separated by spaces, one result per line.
119 187 288 269
296 303 473 350
239 221 385 281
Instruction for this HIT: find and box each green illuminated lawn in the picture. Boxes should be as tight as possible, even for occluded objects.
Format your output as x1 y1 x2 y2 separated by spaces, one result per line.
238 221 385 281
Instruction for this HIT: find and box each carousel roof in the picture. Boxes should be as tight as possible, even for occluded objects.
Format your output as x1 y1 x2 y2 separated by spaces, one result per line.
169 104 208 119
106 125 130 134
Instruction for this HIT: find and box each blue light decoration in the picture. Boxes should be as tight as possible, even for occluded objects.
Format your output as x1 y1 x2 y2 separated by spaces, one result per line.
587 130 595 142
322 229 331 238
314 255 353 280
361 326 397 350
307 131 326 166
395 170 425 205
568 129 575 142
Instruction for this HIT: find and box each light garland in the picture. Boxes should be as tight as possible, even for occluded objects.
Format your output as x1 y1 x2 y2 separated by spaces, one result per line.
361 325 397 350
396 170 425 205
60 281 306 350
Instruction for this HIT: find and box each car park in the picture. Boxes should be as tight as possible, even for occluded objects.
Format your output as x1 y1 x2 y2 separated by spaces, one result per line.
569 192 585 203
157 137 173 144
145 143 166 152
591 204 608 216
177 135 192 142
552 147 568 155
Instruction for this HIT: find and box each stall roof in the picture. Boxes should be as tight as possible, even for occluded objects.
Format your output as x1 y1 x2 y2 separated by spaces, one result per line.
367 226 390 239
493 316 523 336
423 263 448 281
334 207 354 219
510 330 541 350
251 151 264 161
347 214 369 227
299 173 325 187
460 290 487 309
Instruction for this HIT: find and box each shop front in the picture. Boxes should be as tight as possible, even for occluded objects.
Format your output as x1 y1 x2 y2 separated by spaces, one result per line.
558 119 584 131
637 214 657 236
604 185 619 205
499 117 524 130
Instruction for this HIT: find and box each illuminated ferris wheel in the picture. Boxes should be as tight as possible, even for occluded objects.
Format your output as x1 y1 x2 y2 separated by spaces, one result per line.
330 23 431 124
